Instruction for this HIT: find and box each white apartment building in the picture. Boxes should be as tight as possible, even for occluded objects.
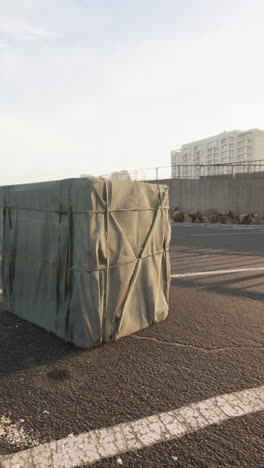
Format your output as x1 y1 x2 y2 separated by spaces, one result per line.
171 129 264 177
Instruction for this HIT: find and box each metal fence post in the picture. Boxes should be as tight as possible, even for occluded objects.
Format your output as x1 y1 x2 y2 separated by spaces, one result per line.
100 161 264 181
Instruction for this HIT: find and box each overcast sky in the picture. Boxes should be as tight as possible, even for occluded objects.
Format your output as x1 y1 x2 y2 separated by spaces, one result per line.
0 0 264 184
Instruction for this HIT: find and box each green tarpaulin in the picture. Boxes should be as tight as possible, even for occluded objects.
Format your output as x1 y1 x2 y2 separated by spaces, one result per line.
0 177 170 348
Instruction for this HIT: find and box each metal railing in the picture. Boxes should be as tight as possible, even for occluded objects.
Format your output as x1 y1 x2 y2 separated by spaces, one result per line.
101 161 264 181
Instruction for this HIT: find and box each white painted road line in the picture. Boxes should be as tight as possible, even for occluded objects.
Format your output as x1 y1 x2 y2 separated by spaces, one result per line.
192 232 264 236
1 385 264 468
171 267 264 278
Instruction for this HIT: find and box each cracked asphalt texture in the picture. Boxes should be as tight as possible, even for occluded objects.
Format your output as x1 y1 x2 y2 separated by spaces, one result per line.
0 223 264 466
91 412 264 468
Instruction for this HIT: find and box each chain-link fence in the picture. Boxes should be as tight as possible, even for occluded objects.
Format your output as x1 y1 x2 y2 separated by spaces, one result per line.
101 161 264 181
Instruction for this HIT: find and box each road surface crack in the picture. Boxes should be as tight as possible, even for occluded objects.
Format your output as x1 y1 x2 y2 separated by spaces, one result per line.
131 334 264 352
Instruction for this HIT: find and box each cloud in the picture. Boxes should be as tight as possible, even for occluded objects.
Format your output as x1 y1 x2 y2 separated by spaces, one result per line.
0 0 264 185
0 14 61 39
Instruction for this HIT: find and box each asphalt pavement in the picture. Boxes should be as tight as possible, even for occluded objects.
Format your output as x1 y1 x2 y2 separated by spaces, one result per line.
0 223 263 467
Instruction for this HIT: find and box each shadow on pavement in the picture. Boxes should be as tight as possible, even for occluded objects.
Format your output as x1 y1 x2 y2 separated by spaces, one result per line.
0 305 84 377
173 271 264 302
170 246 264 274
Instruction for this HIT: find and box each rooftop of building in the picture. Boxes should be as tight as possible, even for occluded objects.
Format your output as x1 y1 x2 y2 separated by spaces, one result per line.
179 129 264 150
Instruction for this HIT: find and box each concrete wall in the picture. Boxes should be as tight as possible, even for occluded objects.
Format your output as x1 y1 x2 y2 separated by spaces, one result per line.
153 177 264 213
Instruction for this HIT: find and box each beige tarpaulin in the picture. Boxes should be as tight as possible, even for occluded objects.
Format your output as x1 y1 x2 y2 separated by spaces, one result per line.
0 178 170 348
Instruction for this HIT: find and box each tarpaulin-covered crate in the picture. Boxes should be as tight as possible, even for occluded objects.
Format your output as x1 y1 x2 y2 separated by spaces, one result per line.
0 178 170 348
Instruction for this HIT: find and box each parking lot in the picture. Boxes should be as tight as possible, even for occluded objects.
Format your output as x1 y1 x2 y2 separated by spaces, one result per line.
0 223 264 467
